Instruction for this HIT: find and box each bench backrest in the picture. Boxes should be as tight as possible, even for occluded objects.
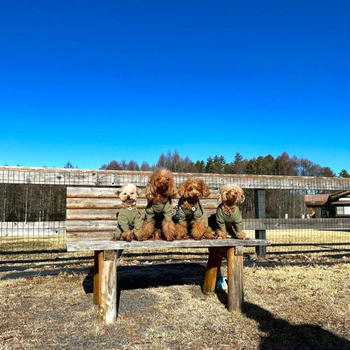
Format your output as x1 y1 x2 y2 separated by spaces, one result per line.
66 186 220 244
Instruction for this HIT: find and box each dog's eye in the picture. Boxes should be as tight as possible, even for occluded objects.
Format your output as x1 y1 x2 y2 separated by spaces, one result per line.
130 192 134 195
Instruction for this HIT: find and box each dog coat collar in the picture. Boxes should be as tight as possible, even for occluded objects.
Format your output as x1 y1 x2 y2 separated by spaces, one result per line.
179 197 203 215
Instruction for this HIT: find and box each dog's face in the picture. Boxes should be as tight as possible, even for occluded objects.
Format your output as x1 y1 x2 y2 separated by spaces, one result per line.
154 170 173 192
146 168 176 200
178 178 210 200
117 184 140 205
219 184 245 205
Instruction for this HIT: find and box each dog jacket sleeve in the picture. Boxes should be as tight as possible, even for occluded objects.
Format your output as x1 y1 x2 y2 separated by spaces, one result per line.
117 209 131 232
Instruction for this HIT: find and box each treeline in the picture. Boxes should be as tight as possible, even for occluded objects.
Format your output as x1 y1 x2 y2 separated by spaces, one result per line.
0 184 66 222
100 150 349 178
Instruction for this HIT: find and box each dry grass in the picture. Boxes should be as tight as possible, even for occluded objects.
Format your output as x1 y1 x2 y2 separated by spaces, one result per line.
0 251 349 350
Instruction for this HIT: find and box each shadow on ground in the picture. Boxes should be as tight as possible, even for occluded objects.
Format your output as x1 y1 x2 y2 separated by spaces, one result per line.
82 262 206 293
242 302 350 350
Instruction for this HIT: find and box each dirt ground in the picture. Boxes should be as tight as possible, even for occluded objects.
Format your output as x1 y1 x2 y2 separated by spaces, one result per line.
0 251 349 350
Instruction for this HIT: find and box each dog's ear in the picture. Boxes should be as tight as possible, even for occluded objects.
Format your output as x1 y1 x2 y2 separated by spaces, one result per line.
236 187 245 203
165 173 177 198
218 189 227 203
145 182 154 200
177 182 186 197
115 189 122 197
200 180 210 198
136 187 142 196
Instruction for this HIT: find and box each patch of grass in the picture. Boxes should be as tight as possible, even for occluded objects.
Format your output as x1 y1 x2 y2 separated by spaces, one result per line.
0 235 66 252
0 254 349 350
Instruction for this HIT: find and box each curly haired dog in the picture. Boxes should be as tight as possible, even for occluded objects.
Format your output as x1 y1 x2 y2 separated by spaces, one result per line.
215 184 246 239
114 184 143 242
175 178 214 240
140 168 177 241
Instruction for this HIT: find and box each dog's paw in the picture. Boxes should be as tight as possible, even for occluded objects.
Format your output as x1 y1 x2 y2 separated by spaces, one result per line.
121 230 134 242
216 229 229 239
203 226 214 239
133 228 144 241
236 231 247 240
175 222 188 240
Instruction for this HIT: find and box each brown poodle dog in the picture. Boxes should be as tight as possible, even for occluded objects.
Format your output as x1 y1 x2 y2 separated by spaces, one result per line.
140 168 177 241
215 184 246 239
175 178 214 240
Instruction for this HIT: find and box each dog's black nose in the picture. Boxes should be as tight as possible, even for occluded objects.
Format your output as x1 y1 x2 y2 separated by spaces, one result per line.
127 195 130 199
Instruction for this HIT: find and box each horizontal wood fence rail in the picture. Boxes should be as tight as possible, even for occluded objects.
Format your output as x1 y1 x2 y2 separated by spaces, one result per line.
0 166 349 190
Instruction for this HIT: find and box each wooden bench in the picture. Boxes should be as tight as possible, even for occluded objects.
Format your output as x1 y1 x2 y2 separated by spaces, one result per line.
66 186 269 324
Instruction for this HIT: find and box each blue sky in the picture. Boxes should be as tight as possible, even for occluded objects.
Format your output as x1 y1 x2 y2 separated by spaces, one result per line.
0 0 349 174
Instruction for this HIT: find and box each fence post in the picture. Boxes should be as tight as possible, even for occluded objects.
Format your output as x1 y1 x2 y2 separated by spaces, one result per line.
255 189 266 257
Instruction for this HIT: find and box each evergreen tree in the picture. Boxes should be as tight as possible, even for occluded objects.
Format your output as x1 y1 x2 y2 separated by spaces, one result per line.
339 169 350 178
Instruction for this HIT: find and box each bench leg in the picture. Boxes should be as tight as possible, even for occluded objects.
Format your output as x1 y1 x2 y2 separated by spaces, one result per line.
93 251 103 305
97 250 117 324
227 246 244 312
203 247 223 294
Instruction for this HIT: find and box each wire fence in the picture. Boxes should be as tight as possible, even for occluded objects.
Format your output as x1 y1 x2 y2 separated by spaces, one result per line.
0 167 349 260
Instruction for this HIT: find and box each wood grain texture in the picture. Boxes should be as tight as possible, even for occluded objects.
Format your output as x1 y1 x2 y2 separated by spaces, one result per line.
66 232 115 242
227 247 244 312
98 250 117 324
67 238 269 251
66 209 117 220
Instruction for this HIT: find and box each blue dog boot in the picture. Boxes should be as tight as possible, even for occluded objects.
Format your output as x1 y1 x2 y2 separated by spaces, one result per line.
216 276 228 292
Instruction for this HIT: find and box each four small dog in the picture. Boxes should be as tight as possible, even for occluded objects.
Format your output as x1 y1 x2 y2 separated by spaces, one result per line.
115 169 246 241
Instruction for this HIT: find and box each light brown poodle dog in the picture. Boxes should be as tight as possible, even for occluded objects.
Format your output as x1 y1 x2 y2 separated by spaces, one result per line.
114 183 143 242
175 178 214 240
215 184 246 239
140 168 177 241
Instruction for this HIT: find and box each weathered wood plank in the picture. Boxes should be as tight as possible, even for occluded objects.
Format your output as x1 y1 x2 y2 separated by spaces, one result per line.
67 198 123 209
1 166 349 190
67 238 269 252
66 220 117 228
67 187 120 198
66 209 117 220
67 186 219 199
227 247 244 312
66 232 115 241
98 251 117 324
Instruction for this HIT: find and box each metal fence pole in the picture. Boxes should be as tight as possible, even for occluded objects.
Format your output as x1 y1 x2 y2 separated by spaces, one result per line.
255 189 266 257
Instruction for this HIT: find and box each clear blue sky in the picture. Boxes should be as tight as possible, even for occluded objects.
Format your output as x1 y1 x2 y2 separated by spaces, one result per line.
1 0 349 174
